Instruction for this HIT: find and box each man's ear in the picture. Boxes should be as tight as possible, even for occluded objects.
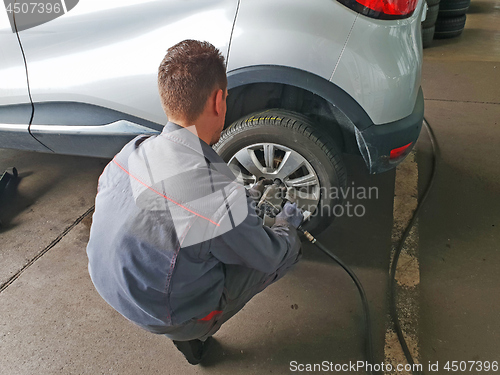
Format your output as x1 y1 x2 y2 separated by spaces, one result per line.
214 89 224 116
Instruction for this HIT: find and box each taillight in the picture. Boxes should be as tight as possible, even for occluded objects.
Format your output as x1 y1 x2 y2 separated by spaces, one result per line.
390 142 413 161
336 0 418 19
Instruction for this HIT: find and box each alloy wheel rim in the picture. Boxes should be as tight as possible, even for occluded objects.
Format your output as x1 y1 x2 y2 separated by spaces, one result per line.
227 143 321 212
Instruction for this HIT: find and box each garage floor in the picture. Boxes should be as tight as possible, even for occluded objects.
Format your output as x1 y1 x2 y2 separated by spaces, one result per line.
1 3 499 374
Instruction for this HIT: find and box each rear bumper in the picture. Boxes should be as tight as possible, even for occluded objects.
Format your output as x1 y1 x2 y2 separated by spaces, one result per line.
355 87 424 174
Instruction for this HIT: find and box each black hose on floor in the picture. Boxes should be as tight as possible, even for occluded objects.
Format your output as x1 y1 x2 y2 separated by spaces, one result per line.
299 227 379 375
388 118 438 375
299 118 438 375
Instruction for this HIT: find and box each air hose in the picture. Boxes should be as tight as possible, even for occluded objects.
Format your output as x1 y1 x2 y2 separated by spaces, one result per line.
299 226 380 375
299 118 437 375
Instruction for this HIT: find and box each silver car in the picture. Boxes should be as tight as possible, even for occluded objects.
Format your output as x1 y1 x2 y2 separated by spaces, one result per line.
0 0 426 232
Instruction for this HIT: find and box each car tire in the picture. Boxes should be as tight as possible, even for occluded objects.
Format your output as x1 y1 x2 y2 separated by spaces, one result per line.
434 14 467 38
438 0 470 17
422 4 440 28
426 0 440 7
422 25 436 48
213 109 347 234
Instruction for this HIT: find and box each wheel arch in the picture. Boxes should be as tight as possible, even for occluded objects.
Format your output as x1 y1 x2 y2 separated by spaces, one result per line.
226 65 375 158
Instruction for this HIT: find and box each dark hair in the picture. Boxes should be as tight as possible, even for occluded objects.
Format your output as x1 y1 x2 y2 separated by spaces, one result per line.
158 40 227 123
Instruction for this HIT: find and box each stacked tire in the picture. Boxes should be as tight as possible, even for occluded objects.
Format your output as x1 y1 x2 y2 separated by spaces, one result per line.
422 0 440 48
434 0 470 39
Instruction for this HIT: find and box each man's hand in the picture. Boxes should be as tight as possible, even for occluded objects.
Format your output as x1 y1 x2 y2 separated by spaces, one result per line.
275 202 304 228
247 178 274 200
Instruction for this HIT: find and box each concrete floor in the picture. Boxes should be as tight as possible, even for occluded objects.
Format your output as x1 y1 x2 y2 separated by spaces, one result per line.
418 0 500 366
1 3 499 374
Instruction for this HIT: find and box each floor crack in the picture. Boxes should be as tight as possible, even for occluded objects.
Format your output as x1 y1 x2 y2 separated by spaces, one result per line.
0 206 94 294
425 98 500 105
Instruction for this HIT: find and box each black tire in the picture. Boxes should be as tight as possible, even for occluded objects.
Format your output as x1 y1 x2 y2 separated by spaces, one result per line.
438 0 470 17
434 14 466 38
213 109 347 234
422 4 440 28
426 0 440 7
422 26 436 48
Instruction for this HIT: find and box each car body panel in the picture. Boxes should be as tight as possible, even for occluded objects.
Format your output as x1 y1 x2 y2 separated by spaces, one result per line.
357 87 424 174
331 0 426 125
227 0 357 81
0 0 424 173
11 0 238 154
25 101 163 157
30 120 159 158
226 65 374 130
18 0 239 126
0 7 30 107
0 8 50 151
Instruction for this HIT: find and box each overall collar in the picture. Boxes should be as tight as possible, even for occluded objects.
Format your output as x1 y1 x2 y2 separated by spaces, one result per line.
161 122 232 179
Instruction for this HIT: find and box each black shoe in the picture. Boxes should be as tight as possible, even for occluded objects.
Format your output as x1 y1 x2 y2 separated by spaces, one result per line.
173 337 214 365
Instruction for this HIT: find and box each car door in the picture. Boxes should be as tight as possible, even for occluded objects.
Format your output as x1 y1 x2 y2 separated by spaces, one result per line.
0 3 49 151
15 0 239 158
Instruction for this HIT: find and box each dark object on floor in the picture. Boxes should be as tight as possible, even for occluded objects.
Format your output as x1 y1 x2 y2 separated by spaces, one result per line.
0 167 18 198
172 336 214 365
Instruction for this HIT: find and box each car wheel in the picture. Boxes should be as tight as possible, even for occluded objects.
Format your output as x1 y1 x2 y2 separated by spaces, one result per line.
434 14 467 39
422 25 436 48
422 4 440 28
426 0 440 7
213 109 347 234
438 0 470 17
